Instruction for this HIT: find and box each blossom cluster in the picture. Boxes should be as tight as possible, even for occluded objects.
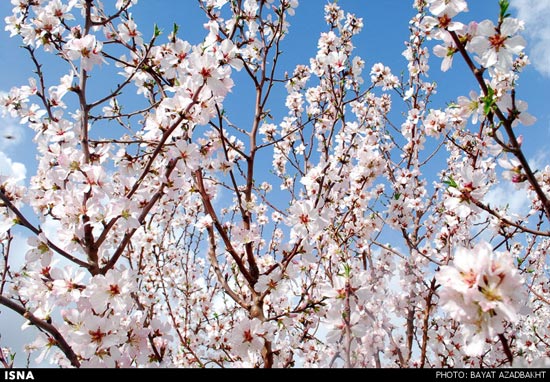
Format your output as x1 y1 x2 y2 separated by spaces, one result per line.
0 0 548 369
437 242 526 357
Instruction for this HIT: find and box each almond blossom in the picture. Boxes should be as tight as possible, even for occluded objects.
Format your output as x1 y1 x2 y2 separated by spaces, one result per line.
437 242 526 356
498 156 526 185
468 18 526 71
64 34 105 71
85 269 135 313
497 93 536 127
0 0 548 370
427 0 468 18
433 31 458 71
444 167 489 219
287 200 328 240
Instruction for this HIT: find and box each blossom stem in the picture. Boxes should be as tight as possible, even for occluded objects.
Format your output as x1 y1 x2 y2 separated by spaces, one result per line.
206 225 248 310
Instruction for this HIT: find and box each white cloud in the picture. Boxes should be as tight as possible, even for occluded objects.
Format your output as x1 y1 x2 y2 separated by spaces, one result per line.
529 149 550 170
0 150 26 183
511 0 550 77
484 182 530 216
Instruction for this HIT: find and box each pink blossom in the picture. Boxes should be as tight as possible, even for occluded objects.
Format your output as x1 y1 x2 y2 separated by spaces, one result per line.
444 167 488 219
433 32 458 72
188 52 234 97
423 109 449 138
497 93 536 127
468 18 526 70
64 35 105 71
457 90 483 124
228 319 275 356
498 156 527 185
287 200 328 240
117 18 143 46
437 242 526 356
427 0 468 18
85 269 135 312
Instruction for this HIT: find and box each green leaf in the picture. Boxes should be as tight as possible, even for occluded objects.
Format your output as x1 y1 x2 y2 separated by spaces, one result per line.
343 263 352 278
153 24 162 38
443 176 458 189
482 86 496 115
499 0 510 19
173 23 179 37
517 256 524 266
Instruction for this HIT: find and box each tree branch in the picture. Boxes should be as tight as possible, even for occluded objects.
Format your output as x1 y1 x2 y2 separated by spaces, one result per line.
448 30 550 221
0 189 92 270
0 296 80 368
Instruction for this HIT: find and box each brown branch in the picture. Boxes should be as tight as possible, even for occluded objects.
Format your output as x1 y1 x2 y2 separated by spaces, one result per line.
262 340 273 368
405 305 415 365
24 46 56 122
0 189 91 270
498 333 514 366
89 0 133 26
448 30 550 221
0 232 12 296
528 285 550 306
130 293 165 364
420 277 437 368
193 169 254 286
206 225 248 310
343 279 353 368
468 196 550 237
0 296 80 367
100 158 178 274
76 0 97 271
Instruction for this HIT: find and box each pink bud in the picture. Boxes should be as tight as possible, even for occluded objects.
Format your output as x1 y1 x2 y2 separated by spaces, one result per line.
517 135 523 147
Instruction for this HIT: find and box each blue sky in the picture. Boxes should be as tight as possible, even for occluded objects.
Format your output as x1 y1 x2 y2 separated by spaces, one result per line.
1 1 549 180
1 0 550 366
